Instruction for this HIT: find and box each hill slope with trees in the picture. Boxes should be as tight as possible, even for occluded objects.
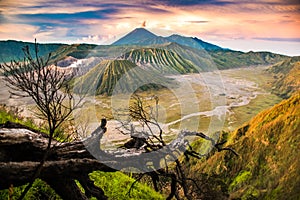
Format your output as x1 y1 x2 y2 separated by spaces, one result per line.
268 56 300 98
190 91 299 199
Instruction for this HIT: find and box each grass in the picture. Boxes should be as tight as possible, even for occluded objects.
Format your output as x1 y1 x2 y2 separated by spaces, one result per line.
0 106 41 131
226 93 282 131
0 171 165 200
229 170 252 191
0 106 71 142
0 179 61 200
89 171 164 200
193 91 300 199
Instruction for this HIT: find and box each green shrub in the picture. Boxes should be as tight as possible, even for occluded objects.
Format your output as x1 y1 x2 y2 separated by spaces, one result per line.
89 171 164 200
0 179 61 200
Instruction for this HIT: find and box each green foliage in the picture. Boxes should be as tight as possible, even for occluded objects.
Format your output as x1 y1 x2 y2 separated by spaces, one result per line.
0 40 62 63
0 171 164 200
0 107 68 141
0 107 40 130
89 171 164 200
0 171 165 200
229 170 252 191
0 108 163 199
0 179 61 200
241 186 260 200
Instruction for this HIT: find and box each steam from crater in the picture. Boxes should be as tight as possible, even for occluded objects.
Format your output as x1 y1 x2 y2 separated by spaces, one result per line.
142 21 146 28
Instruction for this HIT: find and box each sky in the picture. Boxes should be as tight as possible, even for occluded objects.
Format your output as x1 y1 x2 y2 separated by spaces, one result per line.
0 0 299 56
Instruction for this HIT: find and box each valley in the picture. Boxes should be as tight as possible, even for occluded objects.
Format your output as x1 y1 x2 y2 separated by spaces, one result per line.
0 65 281 149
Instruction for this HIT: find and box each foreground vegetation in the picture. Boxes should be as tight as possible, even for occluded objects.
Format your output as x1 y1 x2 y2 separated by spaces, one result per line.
0 107 165 199
0 172 164 200
190 91 300 199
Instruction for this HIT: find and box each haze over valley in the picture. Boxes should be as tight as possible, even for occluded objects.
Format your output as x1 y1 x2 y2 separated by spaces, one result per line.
0 28 293 144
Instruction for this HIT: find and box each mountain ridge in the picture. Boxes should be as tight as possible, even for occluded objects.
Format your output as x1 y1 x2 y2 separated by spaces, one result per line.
112 28 224 51
0 28 290 72
268 56 300 98
74 59 175 96
119 47 199 74
166 34 223 51
112 28 169 46
0 40 64 63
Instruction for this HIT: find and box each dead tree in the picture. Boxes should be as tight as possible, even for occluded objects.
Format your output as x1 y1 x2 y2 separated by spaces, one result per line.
0 121 112 199
0 117 237 199
116 95 238 199
0 40 81 142
0 40 83 199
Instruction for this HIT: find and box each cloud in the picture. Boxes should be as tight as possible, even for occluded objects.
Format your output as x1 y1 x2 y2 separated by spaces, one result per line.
0 0 299 55
0 23 39 41
76 34 116 44
0 11 6 23
142 21 146 27
253 37 300 42
185 20 209 23
16 8 118 24
151 0 300 14
152 0 234 6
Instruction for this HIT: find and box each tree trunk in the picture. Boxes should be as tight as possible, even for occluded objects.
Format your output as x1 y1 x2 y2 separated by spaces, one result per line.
0 121 224 199
0 121 114 199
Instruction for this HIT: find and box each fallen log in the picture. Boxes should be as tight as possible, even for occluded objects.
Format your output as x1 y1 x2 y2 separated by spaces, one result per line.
0 122 115 199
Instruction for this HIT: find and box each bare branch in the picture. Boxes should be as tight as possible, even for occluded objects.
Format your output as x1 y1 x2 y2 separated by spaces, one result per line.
114 94 237 199
0 40 85 199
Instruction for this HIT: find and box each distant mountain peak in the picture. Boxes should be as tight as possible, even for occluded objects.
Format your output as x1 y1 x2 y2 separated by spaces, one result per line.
129 28 156 37
112 28 158 46
112 28 223 51
133 27 152 32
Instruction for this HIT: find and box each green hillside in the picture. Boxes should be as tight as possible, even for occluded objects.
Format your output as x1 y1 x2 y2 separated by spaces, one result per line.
49 43 97 62
166 34 223 51
268 56 300 98
159 42 218 71
120 48 198 74
191 91 300 199
74 59 175 96
52 42 287 72
0 40 63 63
156 42 288 71
50 44 143 63
1 40 288 73
209 50 288 69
